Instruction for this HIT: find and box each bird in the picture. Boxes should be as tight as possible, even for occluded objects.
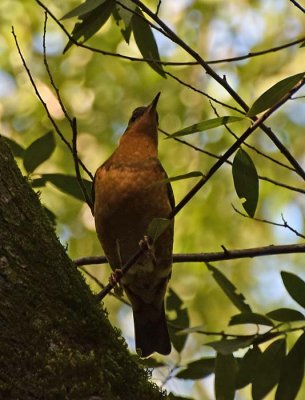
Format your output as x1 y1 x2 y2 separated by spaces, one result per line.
93 93 175 358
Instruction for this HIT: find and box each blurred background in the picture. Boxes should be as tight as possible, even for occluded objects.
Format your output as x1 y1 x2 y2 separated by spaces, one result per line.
1 0 305 398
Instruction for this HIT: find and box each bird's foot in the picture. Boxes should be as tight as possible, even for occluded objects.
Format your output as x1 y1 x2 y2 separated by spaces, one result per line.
109 268 123 287
139 235 156 264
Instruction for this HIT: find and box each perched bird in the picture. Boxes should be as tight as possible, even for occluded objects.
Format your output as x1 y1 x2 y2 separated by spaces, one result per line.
93 93 174 358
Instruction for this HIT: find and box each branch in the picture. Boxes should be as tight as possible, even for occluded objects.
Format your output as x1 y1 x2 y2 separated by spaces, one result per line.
71 118 94 212
290 0 305 13
233 205 305 239
95 75 305 300
11 26 94 181
75 243 305 266
132 0 305 180
36 1 305 66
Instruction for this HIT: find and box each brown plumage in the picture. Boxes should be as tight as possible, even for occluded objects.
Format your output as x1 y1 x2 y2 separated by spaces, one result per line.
93 93 174 357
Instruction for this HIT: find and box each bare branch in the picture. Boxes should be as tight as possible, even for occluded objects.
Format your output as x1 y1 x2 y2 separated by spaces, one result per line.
75 243 305 267
290 0 305 13
72 118 94 212
11 26 94 181
131 0 305 180
233 205 305 239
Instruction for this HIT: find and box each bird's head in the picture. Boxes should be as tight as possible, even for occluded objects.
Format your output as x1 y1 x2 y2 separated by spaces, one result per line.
124 92 161 139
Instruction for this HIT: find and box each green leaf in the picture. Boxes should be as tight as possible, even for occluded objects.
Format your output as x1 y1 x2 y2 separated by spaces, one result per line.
267 308 305 322
236 346 262 389
116 0 136 31
131 8 165 77
281 271 305 309
167 288 190 353
229 312 274 327
232 148 259 217
23 131 55 173
247 72 305 117
3 137 25 158
147 218 171 242
206 337 255 355
275 332 305 400
62 0 107 19
252 339 286 400
167 116 245 138
176 358 215 380
215 353 238 400
300 41 305 48
64 0 115 53
42 173 92 202
206 263 252 313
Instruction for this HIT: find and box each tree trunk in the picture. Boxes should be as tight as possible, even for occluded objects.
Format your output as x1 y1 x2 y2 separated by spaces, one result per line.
0 137 165 400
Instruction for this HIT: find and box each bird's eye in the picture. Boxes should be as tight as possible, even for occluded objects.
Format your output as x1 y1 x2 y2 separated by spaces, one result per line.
129 107 146 124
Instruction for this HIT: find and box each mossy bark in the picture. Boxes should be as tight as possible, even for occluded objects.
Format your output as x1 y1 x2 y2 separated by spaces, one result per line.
0 137 166 400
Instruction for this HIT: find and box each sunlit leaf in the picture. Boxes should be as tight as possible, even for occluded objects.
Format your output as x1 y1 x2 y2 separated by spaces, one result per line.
206 337 255 355
131 7 165 77
3 137 25 158
275 332 305 400
252 339 286 400
232 148 259 217
23 131 55 173
176 358 215 380
247 72 305 117
206 263 252 312
64 0 115 52
42 173 92 202
167 116 245 138
267 308 305 322
281 271 305 309
229 312 273 327
167 288 190 353
62 0 107 19
236 346 262 389
215 353 237 400
147 218 171 242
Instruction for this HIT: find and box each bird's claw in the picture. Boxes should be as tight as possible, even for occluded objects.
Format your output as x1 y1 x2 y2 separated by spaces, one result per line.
109 269 123 287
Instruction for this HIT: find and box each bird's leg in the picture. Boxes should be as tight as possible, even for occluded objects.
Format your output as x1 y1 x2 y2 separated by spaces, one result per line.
139 235 156 265
109 240 124 296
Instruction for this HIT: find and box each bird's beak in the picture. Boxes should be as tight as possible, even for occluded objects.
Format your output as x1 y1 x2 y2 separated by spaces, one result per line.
148 92 161 113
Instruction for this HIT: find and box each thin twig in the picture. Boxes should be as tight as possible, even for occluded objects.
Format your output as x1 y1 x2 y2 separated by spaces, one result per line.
164 70 245 115
233 205 305 239
72 118 94 212
12 26 94 181
36 1 305 66
208 100 295 172
160 128 305 195
156 0 162 15
43 12 72 124
132 0 305 180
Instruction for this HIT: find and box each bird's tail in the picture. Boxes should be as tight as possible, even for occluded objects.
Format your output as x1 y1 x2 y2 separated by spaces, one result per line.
133 302 171 358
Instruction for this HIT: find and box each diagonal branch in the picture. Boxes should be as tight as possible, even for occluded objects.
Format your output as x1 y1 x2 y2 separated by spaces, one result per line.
96 75 305 300
131 0 305 180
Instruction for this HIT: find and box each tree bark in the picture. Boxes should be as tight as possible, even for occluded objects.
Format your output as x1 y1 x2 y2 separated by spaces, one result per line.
0 137 165 400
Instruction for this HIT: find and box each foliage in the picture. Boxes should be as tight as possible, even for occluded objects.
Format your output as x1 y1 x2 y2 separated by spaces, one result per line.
2 0 305 398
